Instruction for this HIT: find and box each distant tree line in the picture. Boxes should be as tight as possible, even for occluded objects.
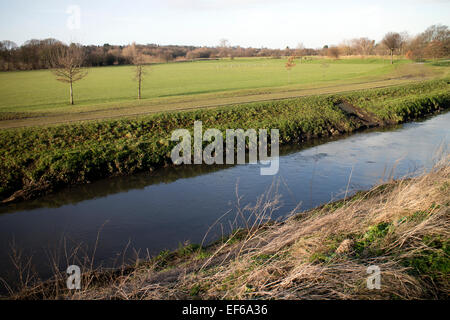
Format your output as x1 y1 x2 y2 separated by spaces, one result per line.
0 40 199 71
0 40 317 71
0 24 448 71
330 24 449 61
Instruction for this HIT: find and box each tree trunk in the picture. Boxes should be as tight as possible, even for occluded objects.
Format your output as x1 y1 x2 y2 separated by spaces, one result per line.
70 81 74 105
391 49 394 65
138 76 141 100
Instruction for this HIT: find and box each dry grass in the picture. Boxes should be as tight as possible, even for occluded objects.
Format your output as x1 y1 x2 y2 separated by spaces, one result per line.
5 156 449 300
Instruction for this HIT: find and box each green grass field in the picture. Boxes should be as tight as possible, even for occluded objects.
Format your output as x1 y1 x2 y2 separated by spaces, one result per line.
0 57 445 128
0 58 396 110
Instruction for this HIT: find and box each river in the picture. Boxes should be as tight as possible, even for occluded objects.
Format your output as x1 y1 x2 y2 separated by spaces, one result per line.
0 111 448 291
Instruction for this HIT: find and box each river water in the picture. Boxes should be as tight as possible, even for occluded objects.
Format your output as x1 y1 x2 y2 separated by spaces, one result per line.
0 111 448 290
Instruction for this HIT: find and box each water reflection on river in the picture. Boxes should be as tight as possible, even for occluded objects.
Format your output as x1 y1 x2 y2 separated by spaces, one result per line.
0 111 448 288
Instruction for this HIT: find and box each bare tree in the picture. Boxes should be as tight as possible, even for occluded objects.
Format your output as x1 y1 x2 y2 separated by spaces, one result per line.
51 43 87 105
218 39 230 58
296 43 305 63
382 32 403 64
399 32 411 56
0 40 18 51
328 46 340 59
124 43 146 100
339 40 354 56
285 56 296 84
0 41 18 71
219 39 229 48
405 24 449 61
424 40 447 59
135 56 145 100
352 37 375 56
421 24 450 43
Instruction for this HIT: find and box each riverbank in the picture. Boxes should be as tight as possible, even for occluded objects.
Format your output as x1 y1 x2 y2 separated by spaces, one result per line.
8 156 449 300
0 79 449 203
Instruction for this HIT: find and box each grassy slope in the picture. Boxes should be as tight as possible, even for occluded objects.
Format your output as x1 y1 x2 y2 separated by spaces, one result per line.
11 158 449 300
0 79 449 202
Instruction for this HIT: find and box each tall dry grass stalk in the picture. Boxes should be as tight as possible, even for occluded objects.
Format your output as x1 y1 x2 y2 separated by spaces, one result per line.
6 155 449 300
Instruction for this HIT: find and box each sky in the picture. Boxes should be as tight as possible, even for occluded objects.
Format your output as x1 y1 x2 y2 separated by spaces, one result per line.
0 0 449 49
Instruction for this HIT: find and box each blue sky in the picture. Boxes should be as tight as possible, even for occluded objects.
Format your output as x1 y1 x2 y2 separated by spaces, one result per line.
0 0 449 48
